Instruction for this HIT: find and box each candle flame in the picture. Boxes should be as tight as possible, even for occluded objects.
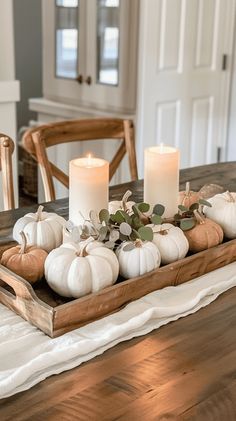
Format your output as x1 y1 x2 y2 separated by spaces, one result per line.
85 153 93 167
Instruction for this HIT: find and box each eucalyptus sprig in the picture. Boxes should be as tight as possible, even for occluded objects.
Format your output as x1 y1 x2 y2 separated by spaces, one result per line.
174 199 212 231
76 193 169 250
100 200 168 247
100 205 154 244
151 204 165 225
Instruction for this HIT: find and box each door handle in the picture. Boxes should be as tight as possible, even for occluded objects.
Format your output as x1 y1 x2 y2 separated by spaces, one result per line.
76 74 83 84
86 76 92 85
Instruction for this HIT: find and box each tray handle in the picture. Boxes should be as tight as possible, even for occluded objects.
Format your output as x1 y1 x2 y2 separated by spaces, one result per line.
0 265 38 301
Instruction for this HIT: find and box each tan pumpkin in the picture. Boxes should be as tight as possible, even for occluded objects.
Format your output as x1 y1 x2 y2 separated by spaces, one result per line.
1 231 48 284
179 182 200 208
184 210 223 253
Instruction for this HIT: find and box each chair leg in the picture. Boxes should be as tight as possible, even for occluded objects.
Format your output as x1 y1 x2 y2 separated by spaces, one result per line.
124 120 138 181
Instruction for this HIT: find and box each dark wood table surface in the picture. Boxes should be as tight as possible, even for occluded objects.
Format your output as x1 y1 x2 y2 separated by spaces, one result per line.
1 162 236 420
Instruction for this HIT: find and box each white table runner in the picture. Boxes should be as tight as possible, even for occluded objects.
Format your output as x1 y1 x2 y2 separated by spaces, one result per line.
1 262 236 399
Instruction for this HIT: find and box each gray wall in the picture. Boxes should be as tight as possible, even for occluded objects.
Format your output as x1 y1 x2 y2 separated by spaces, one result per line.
13 0 42 130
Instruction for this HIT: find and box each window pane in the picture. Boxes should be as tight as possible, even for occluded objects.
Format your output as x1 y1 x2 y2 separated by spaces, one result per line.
56 0 78 7
55 1 78 79
101 0 119 6
97 0 120 86
56 29 78 78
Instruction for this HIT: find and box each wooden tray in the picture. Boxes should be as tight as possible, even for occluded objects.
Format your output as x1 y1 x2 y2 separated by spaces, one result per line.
0 239 236 338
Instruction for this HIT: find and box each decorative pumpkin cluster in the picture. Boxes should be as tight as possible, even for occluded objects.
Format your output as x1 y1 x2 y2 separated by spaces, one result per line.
1 185 236 300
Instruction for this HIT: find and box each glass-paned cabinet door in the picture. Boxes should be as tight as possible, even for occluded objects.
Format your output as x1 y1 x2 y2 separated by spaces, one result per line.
43 0 138 112
42 0 86 103
55 0 79 79
84 0 138 111
97 0 120 86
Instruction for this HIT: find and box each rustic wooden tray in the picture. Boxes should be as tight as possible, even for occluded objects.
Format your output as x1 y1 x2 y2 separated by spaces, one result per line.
0 239 236 338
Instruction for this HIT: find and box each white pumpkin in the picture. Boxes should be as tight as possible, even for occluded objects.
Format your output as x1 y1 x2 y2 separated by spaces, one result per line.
204 191 236 239
109 190 135 214
116 240 161 279
13 205 66 253
149 223 189 264
45 239 119 298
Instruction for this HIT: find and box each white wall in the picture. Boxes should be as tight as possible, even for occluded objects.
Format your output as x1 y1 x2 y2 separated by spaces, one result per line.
0 0 15 80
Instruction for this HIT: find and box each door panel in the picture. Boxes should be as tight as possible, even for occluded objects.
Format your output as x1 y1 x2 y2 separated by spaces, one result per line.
158 0 184 71
155 101 181 148
195 0 220 69
190 97 214 166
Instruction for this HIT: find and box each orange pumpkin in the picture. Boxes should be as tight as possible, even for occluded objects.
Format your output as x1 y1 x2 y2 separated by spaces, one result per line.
1 231 48 284
184 211 223 253
179 182 200 208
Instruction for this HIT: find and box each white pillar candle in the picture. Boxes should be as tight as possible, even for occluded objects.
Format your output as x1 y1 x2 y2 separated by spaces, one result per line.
144 145 179 218
69 156 109 226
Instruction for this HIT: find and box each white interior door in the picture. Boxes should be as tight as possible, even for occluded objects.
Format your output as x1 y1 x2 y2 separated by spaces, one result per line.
137 0 235 172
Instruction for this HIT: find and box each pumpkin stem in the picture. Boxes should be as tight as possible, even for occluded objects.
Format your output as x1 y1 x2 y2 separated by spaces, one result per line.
76 246 88 257
226 191 235 203
186 182 190 195
158 228 170 236
193 209 205 225
122 190 132 211
76 237 94 257
19 231 27 254
135 239 143 248
78 248 88 257
36 205 44 222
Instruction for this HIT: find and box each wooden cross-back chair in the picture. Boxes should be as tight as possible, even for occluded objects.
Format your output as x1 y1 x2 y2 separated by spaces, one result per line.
0 134 15 210
23 118 138 202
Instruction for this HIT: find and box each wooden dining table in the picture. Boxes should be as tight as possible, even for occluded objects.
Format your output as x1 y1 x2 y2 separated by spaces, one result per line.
1 162 236 420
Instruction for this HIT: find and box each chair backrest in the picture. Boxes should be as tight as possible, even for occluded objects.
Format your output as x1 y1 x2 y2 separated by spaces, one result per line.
23 118 138 202
0 134 15 210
